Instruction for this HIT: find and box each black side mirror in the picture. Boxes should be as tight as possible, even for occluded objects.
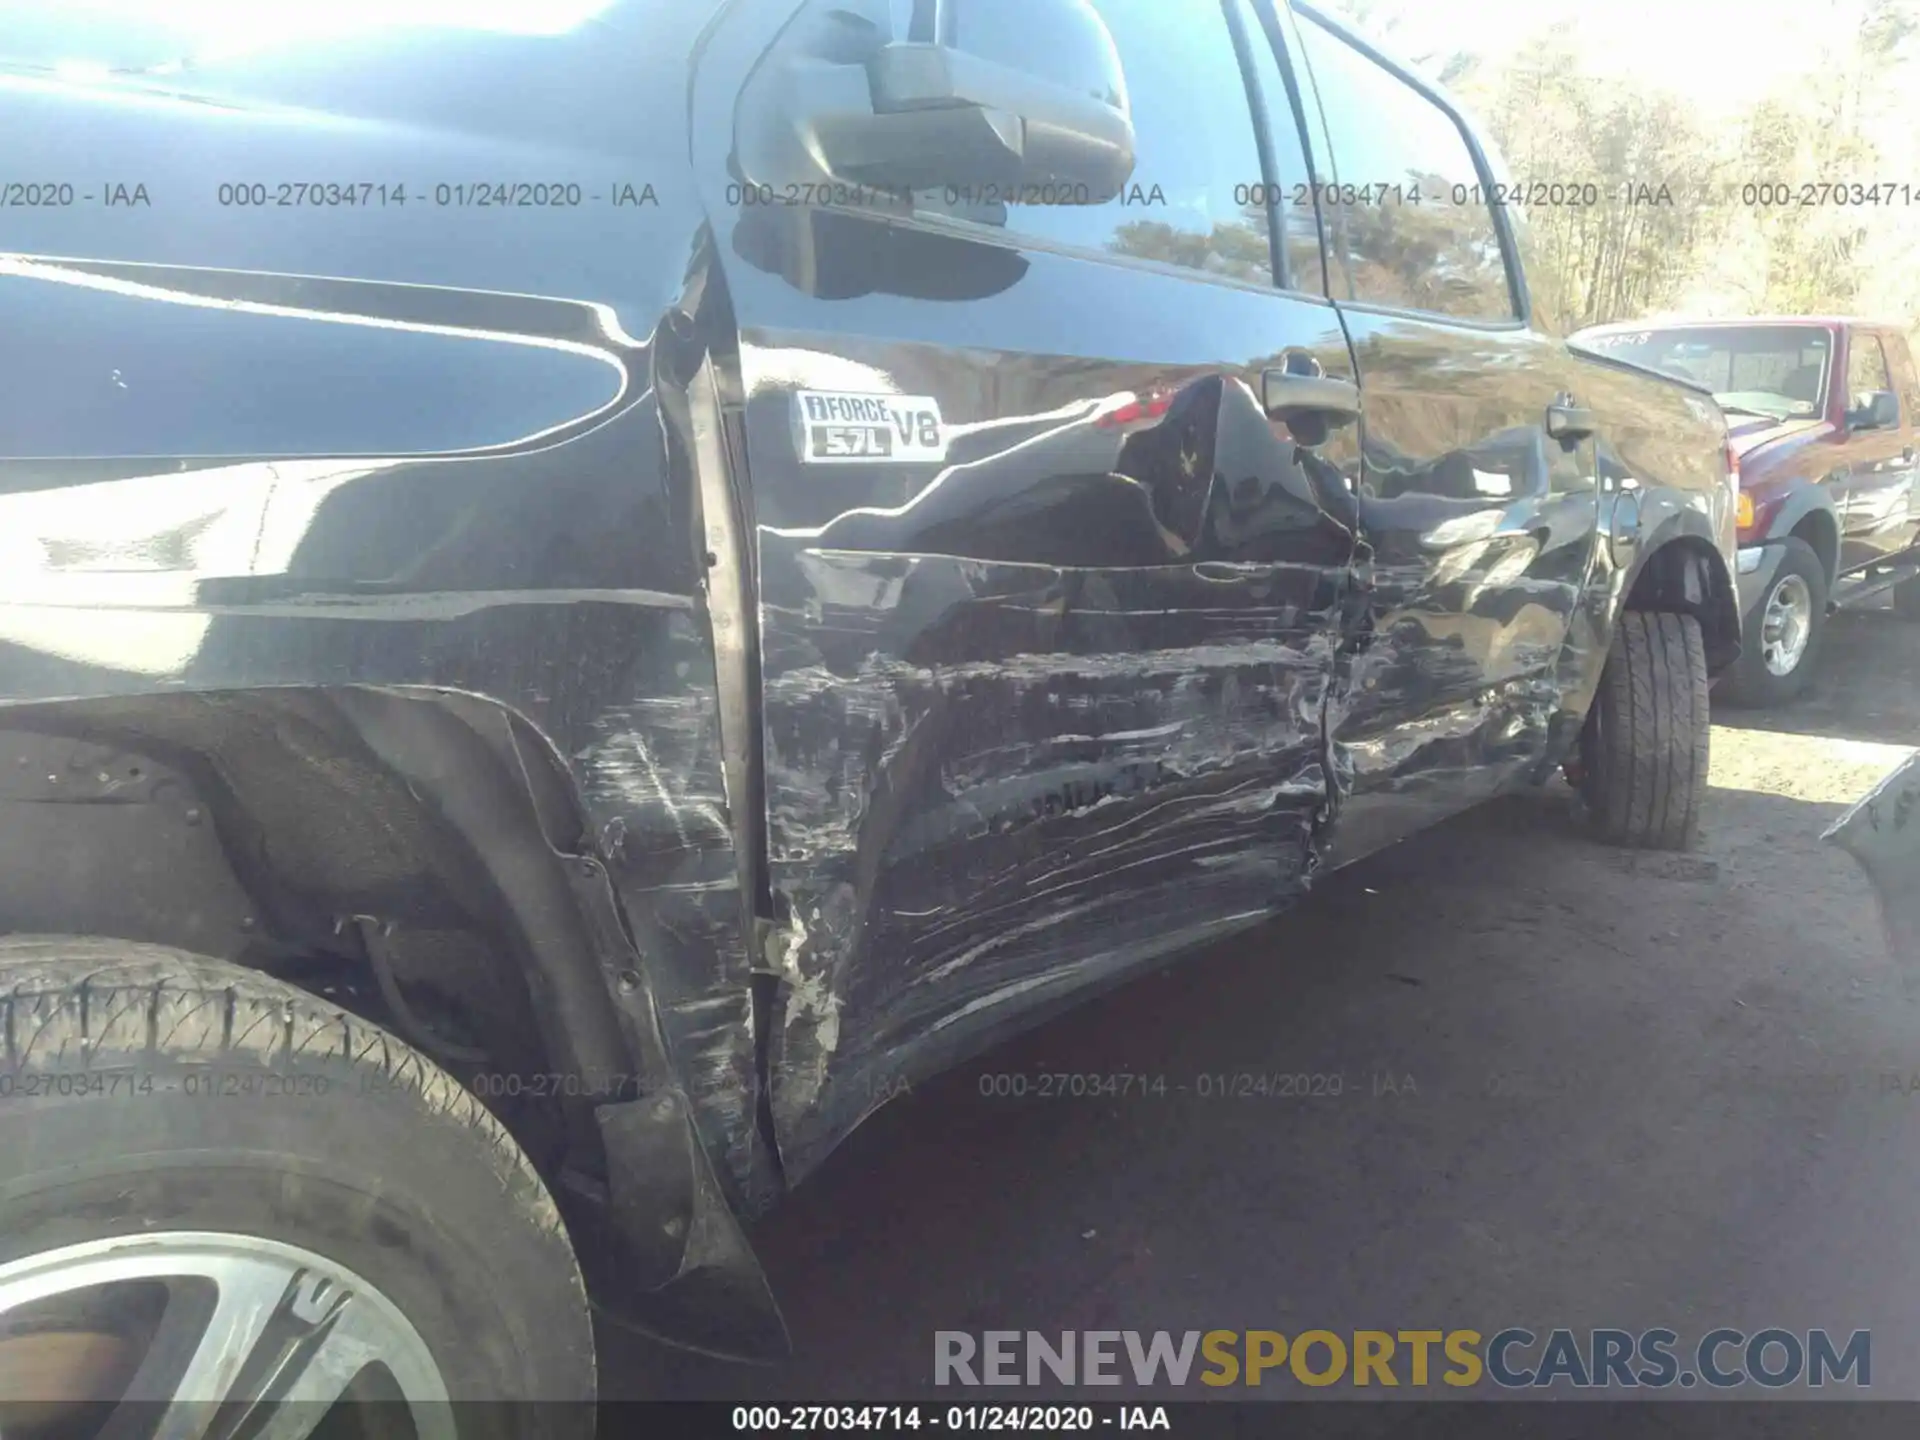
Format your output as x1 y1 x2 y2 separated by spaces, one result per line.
1849 390 1900 432
735 0 1135 205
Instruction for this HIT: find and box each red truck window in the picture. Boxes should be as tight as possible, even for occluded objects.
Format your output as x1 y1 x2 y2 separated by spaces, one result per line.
1846 333 1896 414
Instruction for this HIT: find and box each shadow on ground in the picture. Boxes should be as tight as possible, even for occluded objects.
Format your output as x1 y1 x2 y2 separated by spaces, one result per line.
1714 599 1920 748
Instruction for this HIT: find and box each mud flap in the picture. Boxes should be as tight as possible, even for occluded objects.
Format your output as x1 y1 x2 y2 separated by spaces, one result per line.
568 1093 790 1362
1826 751 1920 963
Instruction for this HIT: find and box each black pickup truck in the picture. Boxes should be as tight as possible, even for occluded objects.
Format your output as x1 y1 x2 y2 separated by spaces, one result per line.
1575 316 1920 704
0 0 1736 1426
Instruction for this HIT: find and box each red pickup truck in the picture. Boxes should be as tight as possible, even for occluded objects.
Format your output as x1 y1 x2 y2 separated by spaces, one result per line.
1574 317 1920 704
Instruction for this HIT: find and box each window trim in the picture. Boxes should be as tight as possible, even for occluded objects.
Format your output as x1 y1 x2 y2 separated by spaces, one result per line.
1220 0 1291 291
1243 0 1334 298
906 0 947 43
1287 0 1532 329
1877 327 1920 421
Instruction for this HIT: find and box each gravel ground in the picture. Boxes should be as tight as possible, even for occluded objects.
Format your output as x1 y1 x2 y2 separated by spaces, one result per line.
603 601 1920 1409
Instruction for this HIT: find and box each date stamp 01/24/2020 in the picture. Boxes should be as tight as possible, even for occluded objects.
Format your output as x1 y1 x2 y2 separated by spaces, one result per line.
0 1063 1425 1106
0 1067 646 1102
0 180 664 209
812 1070 1423 1105
20 1064 1920 1108
12 174 1920 212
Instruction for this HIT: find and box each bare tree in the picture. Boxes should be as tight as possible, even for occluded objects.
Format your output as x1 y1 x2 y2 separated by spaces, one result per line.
1316 0 1920 335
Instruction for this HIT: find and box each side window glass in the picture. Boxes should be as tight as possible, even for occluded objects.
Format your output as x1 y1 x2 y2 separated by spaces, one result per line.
1291 14 1514 321
1888 340 1920 422
924 0 1274 286
1846 335 1894 409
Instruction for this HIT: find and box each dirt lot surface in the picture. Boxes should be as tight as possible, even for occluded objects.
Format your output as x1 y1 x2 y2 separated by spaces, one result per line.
605 602 1920 1408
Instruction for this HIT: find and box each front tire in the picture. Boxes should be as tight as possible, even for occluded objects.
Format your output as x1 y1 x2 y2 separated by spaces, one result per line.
1580 610 1710 851
0 939 596 1439
1719 536 1829 706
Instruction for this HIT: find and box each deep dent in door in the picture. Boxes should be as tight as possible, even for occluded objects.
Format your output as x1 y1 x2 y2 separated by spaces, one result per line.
736 365 1362 1183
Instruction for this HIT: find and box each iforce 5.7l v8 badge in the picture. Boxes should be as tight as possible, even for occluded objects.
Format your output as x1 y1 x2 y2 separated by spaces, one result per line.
795 391 947 464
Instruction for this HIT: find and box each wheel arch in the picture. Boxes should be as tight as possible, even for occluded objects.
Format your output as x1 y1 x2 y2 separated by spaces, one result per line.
1754 482 1842 586
0 687 632 1105
1621 528 1741 675
1786 505 1842 587
0 684 789 1357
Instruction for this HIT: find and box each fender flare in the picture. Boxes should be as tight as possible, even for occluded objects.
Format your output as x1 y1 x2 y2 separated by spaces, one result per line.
1617 508 1742 674
1757 483 1842 583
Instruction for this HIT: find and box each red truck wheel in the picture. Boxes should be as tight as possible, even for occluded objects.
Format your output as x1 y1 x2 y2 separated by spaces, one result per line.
1718 537 1829 706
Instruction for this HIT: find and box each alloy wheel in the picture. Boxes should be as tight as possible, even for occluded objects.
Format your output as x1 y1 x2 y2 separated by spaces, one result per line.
1760 572 1814 677
0 1231 453 1440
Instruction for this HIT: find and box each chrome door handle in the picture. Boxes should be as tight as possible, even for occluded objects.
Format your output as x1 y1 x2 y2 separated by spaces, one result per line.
1547 400 1596 444
1262 371 1361 426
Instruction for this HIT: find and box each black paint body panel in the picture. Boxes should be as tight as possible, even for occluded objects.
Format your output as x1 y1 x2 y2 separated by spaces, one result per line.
0 0 1736 1343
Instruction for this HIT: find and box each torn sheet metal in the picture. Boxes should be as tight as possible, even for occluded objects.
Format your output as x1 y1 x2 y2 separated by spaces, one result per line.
569 607 769 1211
758 557 1342 1176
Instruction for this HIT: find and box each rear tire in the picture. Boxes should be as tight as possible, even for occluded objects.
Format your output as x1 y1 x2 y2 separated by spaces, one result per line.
1719 536 1828 706
1580 610 1710 851
0 939 596 1438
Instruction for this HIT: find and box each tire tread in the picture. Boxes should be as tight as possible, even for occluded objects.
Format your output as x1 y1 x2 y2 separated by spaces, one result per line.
0 938 567 1242
1583 610 1709 850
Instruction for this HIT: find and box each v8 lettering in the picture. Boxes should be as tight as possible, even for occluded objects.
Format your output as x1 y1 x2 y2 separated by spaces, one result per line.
893 410 940 447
